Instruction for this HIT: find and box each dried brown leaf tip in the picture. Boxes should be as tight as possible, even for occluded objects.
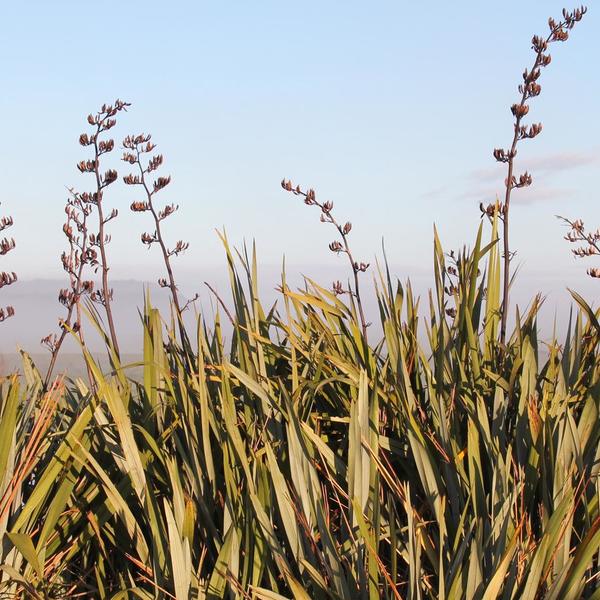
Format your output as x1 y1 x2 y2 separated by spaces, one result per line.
281 178 370 339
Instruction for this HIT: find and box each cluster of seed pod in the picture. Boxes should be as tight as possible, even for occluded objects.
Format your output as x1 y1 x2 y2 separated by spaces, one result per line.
0 306 14 323
507 172 533 190
479 201 505 220
493 6 587 187
122 132 195 326
123 133 189 261
493 6 587 170
444 255 460 318
40 333 58 353
90 288 113 306
559 217 600 279
0 205 16 322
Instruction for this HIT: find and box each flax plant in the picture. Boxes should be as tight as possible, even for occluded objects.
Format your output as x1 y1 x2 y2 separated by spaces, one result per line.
1 6 600 600
4 216 600 598
0 212 600 598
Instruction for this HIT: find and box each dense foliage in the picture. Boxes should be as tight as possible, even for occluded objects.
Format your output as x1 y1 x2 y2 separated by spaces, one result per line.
1 218 600 598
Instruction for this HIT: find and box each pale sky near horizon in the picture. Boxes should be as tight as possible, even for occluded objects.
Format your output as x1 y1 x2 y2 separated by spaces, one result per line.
1 2 599 323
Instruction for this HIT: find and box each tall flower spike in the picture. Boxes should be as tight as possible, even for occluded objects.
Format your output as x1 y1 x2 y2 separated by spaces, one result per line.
282 178 370 341
123 132 195 346
494 7 587 345
76 100 129 356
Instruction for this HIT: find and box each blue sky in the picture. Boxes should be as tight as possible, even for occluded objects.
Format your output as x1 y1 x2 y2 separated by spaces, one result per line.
1 1 598 297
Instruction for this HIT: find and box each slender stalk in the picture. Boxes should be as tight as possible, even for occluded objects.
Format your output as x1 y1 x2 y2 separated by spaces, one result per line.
137 154 181 316
338 224 369 341
136 149 186 343
43 192 94 390
499 53 542 345
281 180 370 341
93 136 120 356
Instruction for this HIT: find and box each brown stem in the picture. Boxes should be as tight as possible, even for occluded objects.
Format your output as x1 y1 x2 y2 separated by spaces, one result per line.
93 134 120 356
136 157 181 312
43 315 92 392
337 226 368 341
204 281 236 326
44 196 94 390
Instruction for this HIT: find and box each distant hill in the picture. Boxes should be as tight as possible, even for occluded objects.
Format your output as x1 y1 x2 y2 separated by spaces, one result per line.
0 267 591 359
0 278 206 354
0 352 143 381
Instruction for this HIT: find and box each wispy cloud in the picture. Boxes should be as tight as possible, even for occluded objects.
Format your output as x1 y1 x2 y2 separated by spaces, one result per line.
419 185 449 200
420 150 597 206
469 149 600 184
459 184 576 206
